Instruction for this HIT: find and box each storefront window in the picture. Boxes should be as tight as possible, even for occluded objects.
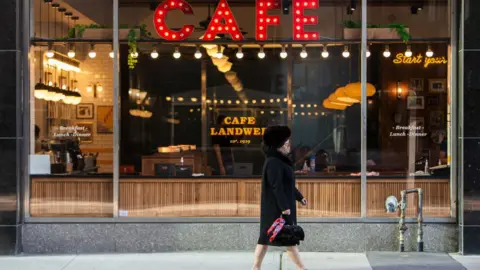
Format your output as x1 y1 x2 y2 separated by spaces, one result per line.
364 1 452 217
26 0 455 220
29 0 114 217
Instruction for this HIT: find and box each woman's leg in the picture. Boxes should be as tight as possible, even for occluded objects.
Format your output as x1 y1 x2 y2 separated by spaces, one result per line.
252 244 269 270
286 246 306 270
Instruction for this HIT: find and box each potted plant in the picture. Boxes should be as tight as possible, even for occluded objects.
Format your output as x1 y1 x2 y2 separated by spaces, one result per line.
343 20 410 42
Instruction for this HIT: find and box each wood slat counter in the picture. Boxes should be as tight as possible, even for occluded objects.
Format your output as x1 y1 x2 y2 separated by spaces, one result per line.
30 176 451 218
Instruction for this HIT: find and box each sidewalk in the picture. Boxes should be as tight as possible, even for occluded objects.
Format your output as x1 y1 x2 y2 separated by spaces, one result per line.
0 252 479 270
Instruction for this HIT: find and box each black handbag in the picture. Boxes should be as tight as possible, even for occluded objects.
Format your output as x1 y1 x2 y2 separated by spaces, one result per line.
267 216 305 245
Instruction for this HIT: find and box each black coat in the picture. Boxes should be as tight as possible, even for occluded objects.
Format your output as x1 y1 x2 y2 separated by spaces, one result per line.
257 149 304 246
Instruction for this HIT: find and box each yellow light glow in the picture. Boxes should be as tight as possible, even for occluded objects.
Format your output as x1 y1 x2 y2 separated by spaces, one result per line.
46 58 81 73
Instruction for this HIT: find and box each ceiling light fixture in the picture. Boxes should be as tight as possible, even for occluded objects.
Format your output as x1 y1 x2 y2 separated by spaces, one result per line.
46 43 55 58
426 45 434 58
173 47 181 59
321 45 329 58
88 44 96 59
258 45 266 59
236 46 244 59
342 45 350 58
383 45 391 58
194 46 202 59
405 45 413 57
366 45 371 58
300 45 308 59
280 45 288 59
151 46 159 59
67 44 75 58
215 45 223 59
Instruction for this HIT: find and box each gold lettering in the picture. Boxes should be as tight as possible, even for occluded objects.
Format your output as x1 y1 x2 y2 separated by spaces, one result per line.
218 128 226 136
253 128 261 136
248 117 256 125
261 128 266 135
235 128 243 135
224 117 232 125
243 128 253 136
393 53 403 64
231 117 240 125
239 117 247 125
394 53 447 68
226 128 235 136
210 128 217 136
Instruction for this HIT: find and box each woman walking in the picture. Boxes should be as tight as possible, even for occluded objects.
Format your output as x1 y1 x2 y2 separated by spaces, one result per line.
252 125 308 270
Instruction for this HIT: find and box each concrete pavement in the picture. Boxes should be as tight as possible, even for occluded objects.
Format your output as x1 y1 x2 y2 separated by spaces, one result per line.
0 252 478 270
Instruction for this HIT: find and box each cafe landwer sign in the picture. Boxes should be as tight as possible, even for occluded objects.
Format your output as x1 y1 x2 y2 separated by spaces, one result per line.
210 117 265 144
393 53 448 68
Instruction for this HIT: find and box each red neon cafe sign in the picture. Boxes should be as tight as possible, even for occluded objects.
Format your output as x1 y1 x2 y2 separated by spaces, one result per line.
153 0 319 41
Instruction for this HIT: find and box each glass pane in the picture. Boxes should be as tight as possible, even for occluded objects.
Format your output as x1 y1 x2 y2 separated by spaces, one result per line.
118 0 361 218
29 0 114 217
365 1 452 218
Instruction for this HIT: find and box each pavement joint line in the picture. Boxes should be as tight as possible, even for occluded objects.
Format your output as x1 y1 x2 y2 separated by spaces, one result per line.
60 254 78 270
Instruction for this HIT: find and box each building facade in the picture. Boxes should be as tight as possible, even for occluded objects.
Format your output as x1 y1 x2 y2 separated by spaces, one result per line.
0 0 479 255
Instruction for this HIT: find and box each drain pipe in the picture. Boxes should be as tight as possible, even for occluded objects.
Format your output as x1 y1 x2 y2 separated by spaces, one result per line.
385 188 424 252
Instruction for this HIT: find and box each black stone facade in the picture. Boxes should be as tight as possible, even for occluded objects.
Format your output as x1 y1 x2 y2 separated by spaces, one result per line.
0 0 23 255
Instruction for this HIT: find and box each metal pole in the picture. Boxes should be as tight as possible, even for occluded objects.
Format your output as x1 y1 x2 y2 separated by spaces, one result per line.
417 188 424 252
360 0 367 218
113 0 119 218
287 45 293 128
399 190 407 252
449 0 458 219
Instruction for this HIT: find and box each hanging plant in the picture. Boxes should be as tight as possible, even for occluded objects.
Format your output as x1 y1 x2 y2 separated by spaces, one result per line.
128 29 139 70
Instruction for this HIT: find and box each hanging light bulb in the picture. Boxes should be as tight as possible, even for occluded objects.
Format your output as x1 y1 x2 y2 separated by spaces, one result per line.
426 45 434 58
300 45 308 59
67 44 75 58
405 45 413 57
342 45 350 58
88 44 96 59
130 51 138 58
366 45 371 58
109 45 115 58
46 43 55 58
97 84 103 92
194 46 202 59
383 45 391 58
280 45 288 59
215 45 223 59
173 47 181 59
321 45 329 58
236 46 244 59
87 84 93 93
258 46 266 59
151 47 159 59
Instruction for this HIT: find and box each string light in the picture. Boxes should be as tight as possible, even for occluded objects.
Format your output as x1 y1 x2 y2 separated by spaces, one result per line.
46 43 55 58
67 44 75 58
173 47 181 59
366 45 371 58
280 45 288 59
258 45 266 59
383 45 391 58
321 45 329 58
194 46 202 59
88 44 96 59
151 47 159 59
236 46 244 59
426 45 434 58
342 45 350 58
405 45 413 57
300 45 308 58
215 45 223 59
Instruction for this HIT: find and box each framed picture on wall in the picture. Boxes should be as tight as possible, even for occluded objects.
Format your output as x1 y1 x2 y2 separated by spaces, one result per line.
429 79 447 93
74 122 93 143
76 103 94 119
427 96 440 106
409 78 424 92
407 96 424 110
97 106 114 133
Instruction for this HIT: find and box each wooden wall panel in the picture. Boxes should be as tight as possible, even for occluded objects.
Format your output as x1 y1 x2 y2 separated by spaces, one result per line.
30 177 450 218
30 178 113 217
